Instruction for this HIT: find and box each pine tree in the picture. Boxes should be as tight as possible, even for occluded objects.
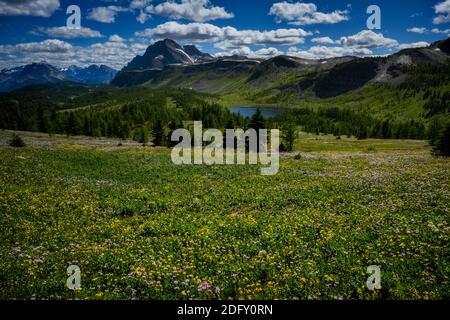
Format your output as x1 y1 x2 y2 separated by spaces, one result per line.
225 118 235 130
434 123 450 156
249 108 266 131
134 125 149 144
248 108 266 152
357 127 368 140
66 112 81 135
283 123 298 152
49 109 58 134
428 117 443 146
153 119 166 146
167 120 184 147
36 106 48 133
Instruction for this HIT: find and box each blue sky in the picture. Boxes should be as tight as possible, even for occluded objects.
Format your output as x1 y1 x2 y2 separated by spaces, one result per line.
0 0 449 69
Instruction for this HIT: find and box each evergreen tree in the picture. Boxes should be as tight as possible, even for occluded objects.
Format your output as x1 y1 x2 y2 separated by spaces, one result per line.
248 108 266 152
357 127 368 140
434 123 450 156
153 119 166 146
36 106 48 133
168 120 181 147
225 118 235 130
134 125 149 144
249 108 266 131
381 120 391 139
49 109 58 134
428 117 443 146
283 123 298 152
66 112 81 135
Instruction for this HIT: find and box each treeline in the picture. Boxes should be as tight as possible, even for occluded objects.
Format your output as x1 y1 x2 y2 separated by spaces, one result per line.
55 102 244 146
269 107 428 140
0 84 448 148
0 88 247 145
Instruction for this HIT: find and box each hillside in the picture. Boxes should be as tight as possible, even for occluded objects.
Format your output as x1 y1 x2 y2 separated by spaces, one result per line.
112 38 450 102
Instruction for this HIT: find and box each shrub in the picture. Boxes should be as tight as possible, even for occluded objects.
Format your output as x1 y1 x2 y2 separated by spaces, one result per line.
9 134 26 148
279 141 288 152
133 126 149 144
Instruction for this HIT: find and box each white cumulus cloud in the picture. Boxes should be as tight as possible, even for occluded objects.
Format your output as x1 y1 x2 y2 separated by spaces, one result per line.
407 27 428 34
130 0 152 9
431 27 450 34
146 0 234 22
311 36 337 44
109 34 125 42
135 21 312 48
269 1 350 26
339 30 398 49
0 38 149 70
33 26 104 39
0 0 60 17
136 21 224 41
399 42 430 50
287 45 372 60
215 46 284 59
130 0 152 23
87 6 131 23
433 0 450 24
0 39 72 54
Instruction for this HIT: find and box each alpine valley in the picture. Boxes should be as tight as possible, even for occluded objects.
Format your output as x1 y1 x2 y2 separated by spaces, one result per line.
0 37 449 144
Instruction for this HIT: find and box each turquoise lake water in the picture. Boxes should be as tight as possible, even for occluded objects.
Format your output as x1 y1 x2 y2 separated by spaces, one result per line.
229 106 289 118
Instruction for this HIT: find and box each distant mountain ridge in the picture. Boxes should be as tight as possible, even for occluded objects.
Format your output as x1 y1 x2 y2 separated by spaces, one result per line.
0 63 71 92
1 37 449 96
0 63 118 92
112 38 450 98
63 64 117 84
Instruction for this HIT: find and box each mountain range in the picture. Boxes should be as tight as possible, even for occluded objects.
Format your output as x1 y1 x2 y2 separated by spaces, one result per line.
112 38 450 100
1 37 449 100
63 64 118 85
0 63 117 92
1 37 448 143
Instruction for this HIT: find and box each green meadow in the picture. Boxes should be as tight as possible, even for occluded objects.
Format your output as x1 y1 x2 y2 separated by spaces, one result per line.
0 132 449 300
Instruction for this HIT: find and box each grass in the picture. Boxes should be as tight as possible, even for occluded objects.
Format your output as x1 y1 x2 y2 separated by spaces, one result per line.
0 132 449 300
294 132 428 153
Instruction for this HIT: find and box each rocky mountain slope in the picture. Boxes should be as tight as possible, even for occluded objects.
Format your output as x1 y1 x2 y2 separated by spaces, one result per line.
112 38 450 98
120 39 213 72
